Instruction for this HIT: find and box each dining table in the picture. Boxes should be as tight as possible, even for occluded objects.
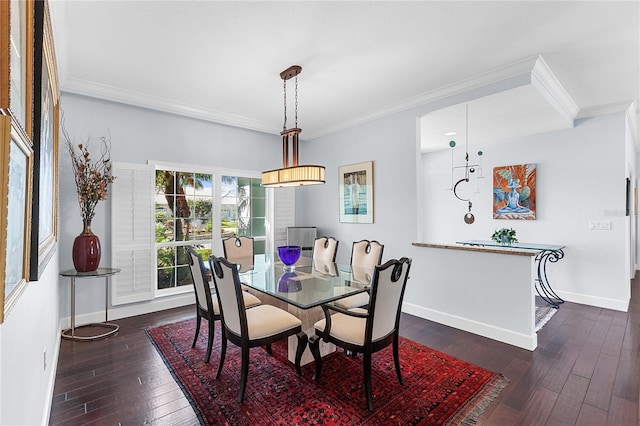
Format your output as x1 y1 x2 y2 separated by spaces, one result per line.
232 253 374 365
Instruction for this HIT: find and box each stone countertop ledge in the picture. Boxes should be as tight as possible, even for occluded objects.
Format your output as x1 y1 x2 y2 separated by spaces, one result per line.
412 242 537 257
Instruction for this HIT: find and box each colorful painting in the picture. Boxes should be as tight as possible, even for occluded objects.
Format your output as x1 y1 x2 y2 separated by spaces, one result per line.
493 163 536 220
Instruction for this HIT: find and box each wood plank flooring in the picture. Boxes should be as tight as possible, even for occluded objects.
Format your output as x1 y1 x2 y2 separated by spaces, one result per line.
50 278 640 425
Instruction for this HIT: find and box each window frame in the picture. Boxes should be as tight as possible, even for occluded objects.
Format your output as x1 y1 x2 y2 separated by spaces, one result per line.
151 161 264 297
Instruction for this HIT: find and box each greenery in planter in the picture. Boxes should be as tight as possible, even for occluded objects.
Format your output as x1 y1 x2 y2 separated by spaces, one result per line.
491 228 518 245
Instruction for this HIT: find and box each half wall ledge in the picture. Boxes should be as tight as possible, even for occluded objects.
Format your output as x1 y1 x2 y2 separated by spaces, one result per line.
408 242 538 350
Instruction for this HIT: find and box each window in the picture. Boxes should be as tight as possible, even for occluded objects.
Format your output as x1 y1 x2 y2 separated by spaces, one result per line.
154 168 266 292
221 176 267 254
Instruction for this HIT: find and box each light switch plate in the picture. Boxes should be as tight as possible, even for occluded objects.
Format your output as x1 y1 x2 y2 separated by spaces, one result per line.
589 220 612 230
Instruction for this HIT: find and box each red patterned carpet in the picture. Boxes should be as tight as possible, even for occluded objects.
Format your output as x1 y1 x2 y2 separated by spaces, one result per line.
147 319 508 425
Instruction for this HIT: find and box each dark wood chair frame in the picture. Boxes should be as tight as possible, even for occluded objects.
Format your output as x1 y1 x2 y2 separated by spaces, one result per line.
309 257 412 411
209 255 308 403
186 247 218 364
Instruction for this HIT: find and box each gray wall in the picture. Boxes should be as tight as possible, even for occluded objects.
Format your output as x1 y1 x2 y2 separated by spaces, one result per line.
57 93 282 318
298 104 634 312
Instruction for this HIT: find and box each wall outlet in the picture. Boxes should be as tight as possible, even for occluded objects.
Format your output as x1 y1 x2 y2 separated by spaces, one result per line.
43 348 47 371
588 220 612 230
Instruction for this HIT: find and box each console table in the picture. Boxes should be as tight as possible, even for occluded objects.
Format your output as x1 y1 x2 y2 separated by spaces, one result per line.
457 240 566 308
60 267 121 341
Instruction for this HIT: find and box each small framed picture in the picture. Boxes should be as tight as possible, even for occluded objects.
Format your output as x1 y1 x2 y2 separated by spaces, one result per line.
339 161 373 223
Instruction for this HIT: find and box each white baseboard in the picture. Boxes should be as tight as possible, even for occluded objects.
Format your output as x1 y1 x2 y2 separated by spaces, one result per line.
556 290 629 312
60 293 194 330
401 302 537 351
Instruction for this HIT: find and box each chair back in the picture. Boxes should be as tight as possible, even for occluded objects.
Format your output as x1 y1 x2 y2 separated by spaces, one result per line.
313 237 339 263
351 240 384 270
186 248 214 314
223 236 254 261
367 258 412 342
314 259 338 276
209 255 247 337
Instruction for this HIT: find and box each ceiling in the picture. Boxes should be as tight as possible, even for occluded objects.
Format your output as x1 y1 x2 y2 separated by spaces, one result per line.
49 1 639 151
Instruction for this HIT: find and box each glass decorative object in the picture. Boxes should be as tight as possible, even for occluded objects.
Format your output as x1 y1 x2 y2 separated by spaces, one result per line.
277 245 301 271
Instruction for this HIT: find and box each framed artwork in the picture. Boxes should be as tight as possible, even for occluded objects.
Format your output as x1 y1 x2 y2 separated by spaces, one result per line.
30 0 59 280
493 163 536 220
339 161 374 223
0 116 34 323
1 0 35 137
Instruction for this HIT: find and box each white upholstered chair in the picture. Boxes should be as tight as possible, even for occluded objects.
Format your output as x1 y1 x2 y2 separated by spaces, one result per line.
222 235 255 288
312 236 339 263
186 248 261 364
309 257 412 411
209 255 308 403
333 240 384 309
223 236 254 260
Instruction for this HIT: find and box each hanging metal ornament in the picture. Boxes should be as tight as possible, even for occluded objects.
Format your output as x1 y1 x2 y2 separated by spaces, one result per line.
464 201 475 224
451 104 478 224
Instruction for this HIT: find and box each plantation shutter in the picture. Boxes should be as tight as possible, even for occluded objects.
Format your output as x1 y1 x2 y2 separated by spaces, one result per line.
111 162 155 305
268 187 295 253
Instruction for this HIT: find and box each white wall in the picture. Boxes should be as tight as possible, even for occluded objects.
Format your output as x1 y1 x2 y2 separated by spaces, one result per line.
0 251 60 425
58 93 281 322
424 113 629 309
298 105 632 313
0 88 632 424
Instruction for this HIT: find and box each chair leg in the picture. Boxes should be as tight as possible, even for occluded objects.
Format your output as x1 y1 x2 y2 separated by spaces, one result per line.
294 332 308 375
216 331 227 379
204 318 215 364
238 345 250 403
265 344 272 355
393 335 403 385
309 334 322 380
192 313 201 348
364 352 373 412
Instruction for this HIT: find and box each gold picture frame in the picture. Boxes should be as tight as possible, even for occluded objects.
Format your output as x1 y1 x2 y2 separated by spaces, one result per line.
339 161 374 224
30 0 59 279
0 115 34 323
1 0 35 138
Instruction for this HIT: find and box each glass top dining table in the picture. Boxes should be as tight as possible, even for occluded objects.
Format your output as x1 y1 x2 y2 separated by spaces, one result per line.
232 254 372 310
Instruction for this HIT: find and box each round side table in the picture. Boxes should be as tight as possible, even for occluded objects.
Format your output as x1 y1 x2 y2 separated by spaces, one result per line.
60 267 121 341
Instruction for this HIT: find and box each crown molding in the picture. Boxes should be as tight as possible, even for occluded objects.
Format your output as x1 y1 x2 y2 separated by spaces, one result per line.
307 56 541 140
61 78 278 135
307 55 581 140
530 55 579 126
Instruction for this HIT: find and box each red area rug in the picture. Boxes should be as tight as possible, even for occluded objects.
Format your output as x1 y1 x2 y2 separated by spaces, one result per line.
147 319 508 425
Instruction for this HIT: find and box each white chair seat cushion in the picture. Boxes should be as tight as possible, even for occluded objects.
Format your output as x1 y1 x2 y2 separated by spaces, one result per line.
314 308 368 346
242 291 262 309
245 304 302 340
209 291 261 315
334 292 370 309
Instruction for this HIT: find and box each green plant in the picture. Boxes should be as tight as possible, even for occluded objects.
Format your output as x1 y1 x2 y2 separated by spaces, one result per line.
491 228 518 245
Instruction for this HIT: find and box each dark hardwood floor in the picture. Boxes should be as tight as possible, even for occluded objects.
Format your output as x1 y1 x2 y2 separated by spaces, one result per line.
50 278 640 425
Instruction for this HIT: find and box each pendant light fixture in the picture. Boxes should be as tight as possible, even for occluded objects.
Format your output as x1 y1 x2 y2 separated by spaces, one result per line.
261 65 325 188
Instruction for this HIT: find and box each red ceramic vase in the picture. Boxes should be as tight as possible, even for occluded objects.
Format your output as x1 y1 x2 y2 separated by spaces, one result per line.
72 219 101 272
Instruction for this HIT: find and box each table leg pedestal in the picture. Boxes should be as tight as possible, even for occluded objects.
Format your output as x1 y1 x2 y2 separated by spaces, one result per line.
256 293 334 365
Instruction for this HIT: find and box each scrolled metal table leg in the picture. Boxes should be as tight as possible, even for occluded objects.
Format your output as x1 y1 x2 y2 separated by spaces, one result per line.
535 249 565 308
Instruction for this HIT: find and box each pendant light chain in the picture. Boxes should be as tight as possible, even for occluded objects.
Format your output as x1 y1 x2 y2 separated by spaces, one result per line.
283 78 288 131
294 75 298 128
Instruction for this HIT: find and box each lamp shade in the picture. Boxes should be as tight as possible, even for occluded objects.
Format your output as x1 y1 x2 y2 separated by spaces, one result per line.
261 165 325 188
